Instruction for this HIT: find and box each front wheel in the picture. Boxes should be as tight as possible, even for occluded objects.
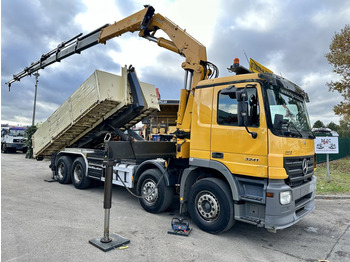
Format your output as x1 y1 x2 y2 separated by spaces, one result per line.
2 143 8 153
137 169 173 213
71 157 92 189
188 178 235 234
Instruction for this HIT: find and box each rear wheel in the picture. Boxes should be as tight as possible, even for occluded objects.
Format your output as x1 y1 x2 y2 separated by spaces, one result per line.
56 156 72 184
188 177 235 234
71 157 92 189
137 169 173 213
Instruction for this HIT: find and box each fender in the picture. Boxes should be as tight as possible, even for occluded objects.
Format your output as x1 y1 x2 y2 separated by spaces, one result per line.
55 150 89 177
134 159 171 186
180 158 241 213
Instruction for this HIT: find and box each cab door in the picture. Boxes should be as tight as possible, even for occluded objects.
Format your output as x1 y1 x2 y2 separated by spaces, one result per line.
210 82 268 178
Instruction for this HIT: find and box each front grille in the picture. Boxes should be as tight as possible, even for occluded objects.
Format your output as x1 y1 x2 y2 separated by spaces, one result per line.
284 156 314 187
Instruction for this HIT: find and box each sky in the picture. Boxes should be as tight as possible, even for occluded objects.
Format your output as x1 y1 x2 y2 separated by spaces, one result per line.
1 0 349 127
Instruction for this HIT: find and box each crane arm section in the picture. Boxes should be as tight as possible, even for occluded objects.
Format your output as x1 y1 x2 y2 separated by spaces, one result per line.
98 5 207 89
97 6 208 138
5 24 110 88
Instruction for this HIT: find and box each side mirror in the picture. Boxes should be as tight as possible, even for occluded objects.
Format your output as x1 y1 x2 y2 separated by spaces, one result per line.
237 89 249 126
238 100 248 126
238 99 257 139
273 114 288 130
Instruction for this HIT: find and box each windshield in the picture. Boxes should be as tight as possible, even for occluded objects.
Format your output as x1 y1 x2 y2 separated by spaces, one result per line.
8 129 25 137
267 85 312 137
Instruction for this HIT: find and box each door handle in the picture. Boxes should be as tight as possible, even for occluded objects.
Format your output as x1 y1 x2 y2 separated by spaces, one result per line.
212 152 224 159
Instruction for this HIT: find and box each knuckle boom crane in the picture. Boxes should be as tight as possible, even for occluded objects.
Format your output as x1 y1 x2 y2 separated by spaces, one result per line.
6 5 316 234
6 5 215 158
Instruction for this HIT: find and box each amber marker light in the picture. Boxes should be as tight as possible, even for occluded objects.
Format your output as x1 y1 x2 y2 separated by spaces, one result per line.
266 192 274 198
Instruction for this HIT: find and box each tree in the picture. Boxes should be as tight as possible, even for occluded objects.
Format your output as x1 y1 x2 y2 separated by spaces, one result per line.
338 120 350 138
325 24 350 121
326 121 339 132
25 125 37 159
313 120 325 128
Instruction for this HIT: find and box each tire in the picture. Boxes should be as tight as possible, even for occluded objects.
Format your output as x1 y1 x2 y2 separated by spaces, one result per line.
2 143 8 153
71 157 92 189
188 177 235 234
137 168 173 213
56 156 72 184
9 148 16 153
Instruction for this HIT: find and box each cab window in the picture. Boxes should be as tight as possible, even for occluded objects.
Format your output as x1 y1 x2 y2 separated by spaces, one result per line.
217 87 259 127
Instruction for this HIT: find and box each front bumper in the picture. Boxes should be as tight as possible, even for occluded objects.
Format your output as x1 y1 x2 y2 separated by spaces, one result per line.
265 176 316 231
6 143 26 150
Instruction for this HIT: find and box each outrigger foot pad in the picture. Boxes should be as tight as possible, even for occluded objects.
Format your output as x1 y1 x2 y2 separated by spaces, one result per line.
89 234 130 252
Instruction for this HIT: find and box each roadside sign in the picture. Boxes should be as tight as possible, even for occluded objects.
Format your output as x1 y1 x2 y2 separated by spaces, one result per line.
314 137 339 154
249 58 273 74
314 136 339 182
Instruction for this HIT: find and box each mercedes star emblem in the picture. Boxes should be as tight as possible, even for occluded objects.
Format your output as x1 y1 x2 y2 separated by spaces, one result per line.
302 158 309 175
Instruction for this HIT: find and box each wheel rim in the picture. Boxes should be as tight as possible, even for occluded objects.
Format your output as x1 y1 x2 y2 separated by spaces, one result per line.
74 164 83 183
142 179 158 204
57 162 65 180
196 190 220 222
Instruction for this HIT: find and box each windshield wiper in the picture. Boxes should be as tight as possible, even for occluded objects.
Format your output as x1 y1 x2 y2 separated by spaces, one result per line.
287 121 302 138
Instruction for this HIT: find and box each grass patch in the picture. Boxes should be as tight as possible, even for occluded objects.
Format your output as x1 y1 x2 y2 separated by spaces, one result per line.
314 157 350 195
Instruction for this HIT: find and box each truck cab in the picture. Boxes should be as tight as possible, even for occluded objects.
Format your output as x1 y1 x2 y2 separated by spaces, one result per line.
1 126 27 153
187 71 316 232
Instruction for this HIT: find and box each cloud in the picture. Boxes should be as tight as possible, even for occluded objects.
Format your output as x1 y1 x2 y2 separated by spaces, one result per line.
229 0 281 33
1 0 123 125
74 0 124 32
300 72 342 124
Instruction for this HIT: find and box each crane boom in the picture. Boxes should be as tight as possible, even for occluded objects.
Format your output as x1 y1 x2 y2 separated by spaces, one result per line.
5 24 109 88
6 6 208 89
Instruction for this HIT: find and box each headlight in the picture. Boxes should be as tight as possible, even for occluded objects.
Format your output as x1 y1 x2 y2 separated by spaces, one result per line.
280 191 292 205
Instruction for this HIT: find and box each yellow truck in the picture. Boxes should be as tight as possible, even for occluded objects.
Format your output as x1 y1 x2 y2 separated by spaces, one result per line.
7 6 316 233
